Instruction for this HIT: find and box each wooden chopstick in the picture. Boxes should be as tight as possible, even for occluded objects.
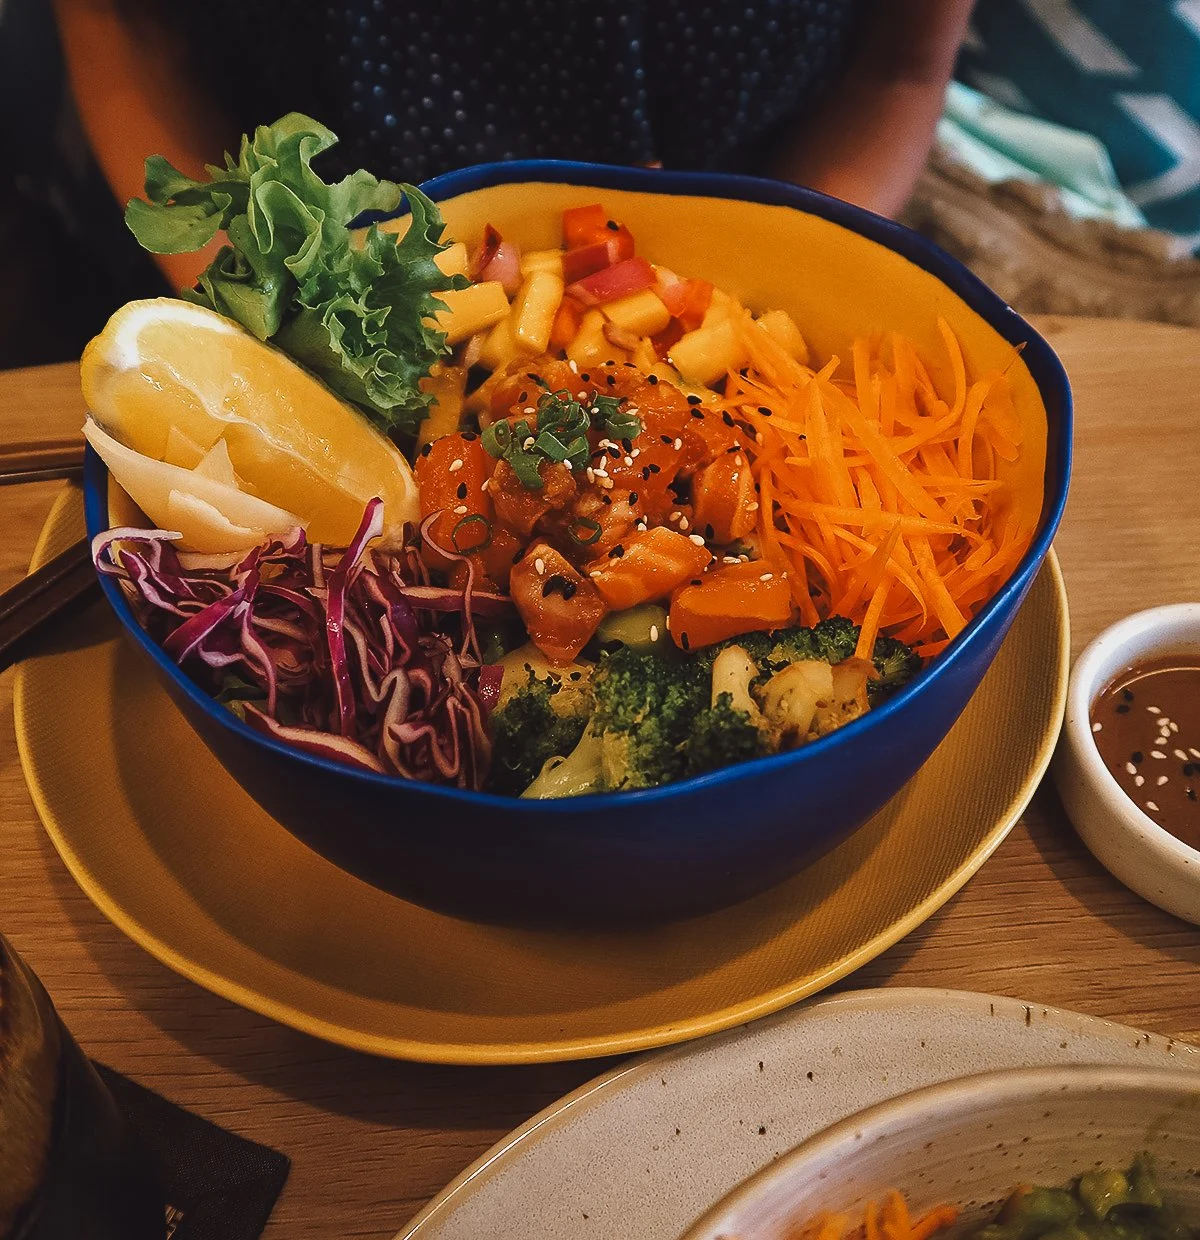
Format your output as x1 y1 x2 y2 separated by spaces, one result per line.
0 439 85 485
0 537 98 673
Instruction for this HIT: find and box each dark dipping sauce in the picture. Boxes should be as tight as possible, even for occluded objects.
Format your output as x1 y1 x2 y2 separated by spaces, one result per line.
1091 654 1200 850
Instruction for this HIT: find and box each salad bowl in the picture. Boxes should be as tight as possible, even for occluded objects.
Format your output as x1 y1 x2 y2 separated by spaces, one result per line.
84 160 1071 925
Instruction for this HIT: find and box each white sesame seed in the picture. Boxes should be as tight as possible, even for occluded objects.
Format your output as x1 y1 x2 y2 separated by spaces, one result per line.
759 572 773 582
577 390 588 400
723 556 740 564
453 504 468 515
669 511 681 523
1147 801 1160 813
586 468 595 483
747 502 759 512
449 458 464 472
593 468 609 478
665 615 671 631
626 406 639 415
673 438 682 450
780 571 788 580
589 569 603 578
1092 721 1103 733
523 437 536 450
649 625 660 642
734 455 744 467
523 407 536 415
731 473 740 483
568 359 579 373
1190 748 1200 760
1147 706 1161 714
678 516 690 531
624 456 634 466
1175 749 1189 761
1158 775 1169 786
631 448 641 458
1126 761 1138 775
636 521 647 530
1152 750 1167 759
1135 775 1145 786
534 557 545 575
688 534 705 546
600 478 614 489
1170 721 1180 733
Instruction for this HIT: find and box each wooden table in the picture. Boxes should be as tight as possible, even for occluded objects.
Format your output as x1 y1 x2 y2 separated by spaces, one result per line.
2 317 1199 1237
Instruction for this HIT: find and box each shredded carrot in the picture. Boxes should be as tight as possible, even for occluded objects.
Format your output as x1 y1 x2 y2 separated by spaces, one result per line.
720 315 1040 649
787 1196 960 1240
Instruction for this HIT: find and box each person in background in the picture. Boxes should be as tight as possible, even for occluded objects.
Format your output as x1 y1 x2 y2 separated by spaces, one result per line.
51 0 974 293
960 0 1200 252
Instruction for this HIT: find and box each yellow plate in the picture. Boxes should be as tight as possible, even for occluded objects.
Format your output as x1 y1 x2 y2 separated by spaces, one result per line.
15 487 1069 1065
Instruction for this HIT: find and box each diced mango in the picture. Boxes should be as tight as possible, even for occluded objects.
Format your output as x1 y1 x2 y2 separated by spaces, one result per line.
512 270 565 353
477 312 527 371
566 308 628 369
700 288 740 330
432 281 511 345
434 241 470 278
417 364 468 448
756 309 809 363
668 318 748 387
520 248 565 278
602 288 671 338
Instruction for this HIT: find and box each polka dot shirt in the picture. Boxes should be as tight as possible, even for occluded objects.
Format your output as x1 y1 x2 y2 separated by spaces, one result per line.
187 0 863 183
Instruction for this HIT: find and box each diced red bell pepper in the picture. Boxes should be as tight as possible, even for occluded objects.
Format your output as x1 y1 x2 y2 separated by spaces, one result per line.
566 257 657 307
659 277 713 332
561 204 635 257
562 241 613 283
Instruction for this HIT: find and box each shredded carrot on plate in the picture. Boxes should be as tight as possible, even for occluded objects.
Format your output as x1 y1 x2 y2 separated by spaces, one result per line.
787 1194 960 1240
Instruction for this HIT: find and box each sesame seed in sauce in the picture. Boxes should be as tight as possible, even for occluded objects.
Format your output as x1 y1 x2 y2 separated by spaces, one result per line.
688 534 705 546
649 625 660 642
1158 775 1169 786
1147 801 1161 812
453 504 468 515
534 557 545 575
1152 750 1167 759
1092 721 1103 733
449 458 464 472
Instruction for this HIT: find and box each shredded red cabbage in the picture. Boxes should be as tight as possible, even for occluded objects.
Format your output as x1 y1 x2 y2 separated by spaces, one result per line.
92 499 512 789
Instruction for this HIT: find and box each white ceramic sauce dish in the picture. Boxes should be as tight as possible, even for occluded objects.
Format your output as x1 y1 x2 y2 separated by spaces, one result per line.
681 1064 1200 1240
1055 604 1200 925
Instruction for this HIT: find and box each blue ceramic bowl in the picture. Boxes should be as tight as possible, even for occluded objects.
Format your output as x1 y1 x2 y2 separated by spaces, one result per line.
85 161 1071 925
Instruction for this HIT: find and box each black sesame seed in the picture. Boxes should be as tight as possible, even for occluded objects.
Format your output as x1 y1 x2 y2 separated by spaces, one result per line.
1123 688 1135 702
606 374 617 386
660 435 674 445
580 372 590 382
542 574 577 600
721 411 735 428
420 442 433 457
690 409 705 419
1115 703 1131 714
726 445 740 454
607 446 621 458
456 482 468 499
569 671 582 681
1132 751 1144 764
1186 763 1196 777
609 545 625 558
704 523 715 541
606 219 620 231
680 632 691 651
518 390 528 403
628 491 639 502
758 406 772 416
690 578 702 586
647 374 659 385
600 494 612 505
621 438 633 451
460 431 477 442
687 394 702 406
641 467 651 480
1189 788 1197 802
648 463 661 474
512 547 526 564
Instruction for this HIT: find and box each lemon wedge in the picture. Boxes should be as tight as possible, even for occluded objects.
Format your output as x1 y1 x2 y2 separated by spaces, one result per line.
81 298 419 547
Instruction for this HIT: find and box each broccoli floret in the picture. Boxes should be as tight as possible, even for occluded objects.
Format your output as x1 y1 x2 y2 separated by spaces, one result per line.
684 693 771 778
490 678 592 795
590 644 710 789
869 634 922 701
521 727 605 798
811 616 859 664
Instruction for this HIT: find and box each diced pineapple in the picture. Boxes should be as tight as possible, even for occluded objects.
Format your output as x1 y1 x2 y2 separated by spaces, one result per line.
477 312 527 371
668 318 748 387
755 309 809 363
434 241 470 278
417 365 468 448
631 336 659 373
512 270 565 353
432 281 511 345
520 249 565 278
602 288 671 338
567 308 628 369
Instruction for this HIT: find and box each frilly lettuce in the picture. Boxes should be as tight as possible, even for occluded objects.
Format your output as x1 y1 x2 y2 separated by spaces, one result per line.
125 113 466 436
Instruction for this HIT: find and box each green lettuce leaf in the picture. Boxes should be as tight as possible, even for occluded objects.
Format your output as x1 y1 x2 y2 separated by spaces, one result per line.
124 113 466 436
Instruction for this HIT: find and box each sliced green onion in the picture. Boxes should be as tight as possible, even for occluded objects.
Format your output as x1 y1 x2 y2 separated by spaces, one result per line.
451 513 493 554
569 516 603 545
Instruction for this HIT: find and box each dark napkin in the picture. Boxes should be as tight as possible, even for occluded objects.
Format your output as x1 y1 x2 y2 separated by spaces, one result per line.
94 1063 290 1240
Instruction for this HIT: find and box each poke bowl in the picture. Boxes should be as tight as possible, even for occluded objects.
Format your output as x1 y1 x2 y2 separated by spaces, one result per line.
681 1064 1200 1240
82 155 1071 925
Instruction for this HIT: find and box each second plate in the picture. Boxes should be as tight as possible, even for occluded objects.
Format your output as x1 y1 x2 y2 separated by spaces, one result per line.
15 487 1069 1063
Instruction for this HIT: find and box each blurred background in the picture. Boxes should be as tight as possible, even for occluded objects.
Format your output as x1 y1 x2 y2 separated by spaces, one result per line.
5 0 1200 372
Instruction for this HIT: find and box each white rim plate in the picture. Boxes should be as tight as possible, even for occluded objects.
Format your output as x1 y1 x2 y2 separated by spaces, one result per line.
397 987 1200 1240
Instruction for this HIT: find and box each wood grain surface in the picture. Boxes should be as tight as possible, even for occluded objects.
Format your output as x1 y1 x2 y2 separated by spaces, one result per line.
2 318 1199 1238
